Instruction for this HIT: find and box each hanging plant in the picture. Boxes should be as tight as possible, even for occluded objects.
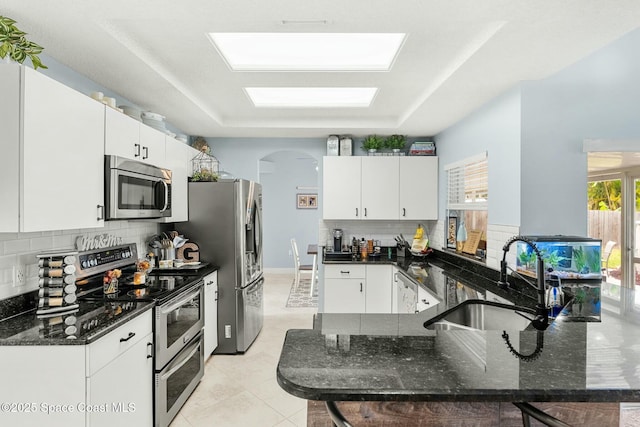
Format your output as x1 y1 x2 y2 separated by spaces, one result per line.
0 16 47 70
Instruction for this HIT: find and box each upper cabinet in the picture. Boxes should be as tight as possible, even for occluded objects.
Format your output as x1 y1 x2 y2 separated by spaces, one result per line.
399 156 438 220
323 156 438 221
163 138 196 223
0 64 105 232
105 107 166 168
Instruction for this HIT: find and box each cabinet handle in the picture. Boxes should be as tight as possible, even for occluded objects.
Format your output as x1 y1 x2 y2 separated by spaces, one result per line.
120 332 136 342
134 143 141 157
340 270 350 274
214 290 219 301
97 205 104 221
421 299 430 304
355 208 358 217
143 146 149 159
403 208 406 217
364 208 367 217
360 282 363 292
147 342 153 359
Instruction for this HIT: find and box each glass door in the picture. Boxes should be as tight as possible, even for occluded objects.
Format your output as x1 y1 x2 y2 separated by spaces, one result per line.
588 176 622 300
630 174 640 309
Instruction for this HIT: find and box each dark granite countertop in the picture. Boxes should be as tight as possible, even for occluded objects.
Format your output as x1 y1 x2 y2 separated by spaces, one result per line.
278 252 640 403
0 300 153 345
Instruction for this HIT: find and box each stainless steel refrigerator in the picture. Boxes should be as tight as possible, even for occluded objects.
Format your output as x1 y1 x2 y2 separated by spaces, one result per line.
177 179 263 354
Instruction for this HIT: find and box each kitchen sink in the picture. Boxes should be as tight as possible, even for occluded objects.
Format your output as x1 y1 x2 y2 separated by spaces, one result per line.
423 300 536 332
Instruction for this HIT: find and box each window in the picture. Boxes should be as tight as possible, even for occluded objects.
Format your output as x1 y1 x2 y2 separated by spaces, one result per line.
445 152 488 211
445 152 488 256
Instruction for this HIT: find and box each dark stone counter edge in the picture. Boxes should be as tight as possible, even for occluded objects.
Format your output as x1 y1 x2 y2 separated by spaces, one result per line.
276 358 640 403
0 302 155 346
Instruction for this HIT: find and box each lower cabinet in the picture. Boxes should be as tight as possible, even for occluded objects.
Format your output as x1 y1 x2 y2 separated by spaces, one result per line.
204 271 219 358
0 310 153 427
324 265 366 313
364 265 393 313
323 264 393 313
86 331 154 427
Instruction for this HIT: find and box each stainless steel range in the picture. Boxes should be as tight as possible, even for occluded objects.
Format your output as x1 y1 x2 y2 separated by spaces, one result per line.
75 243 205 427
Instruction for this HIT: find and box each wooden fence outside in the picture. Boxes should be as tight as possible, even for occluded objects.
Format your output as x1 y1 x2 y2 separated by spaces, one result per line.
588 210 621 245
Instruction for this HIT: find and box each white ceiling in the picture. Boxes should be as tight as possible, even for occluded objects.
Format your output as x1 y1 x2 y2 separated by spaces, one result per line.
2 0 640 138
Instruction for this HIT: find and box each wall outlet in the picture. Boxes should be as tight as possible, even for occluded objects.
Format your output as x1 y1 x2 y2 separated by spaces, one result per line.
13 265 26 287
224 325 232 339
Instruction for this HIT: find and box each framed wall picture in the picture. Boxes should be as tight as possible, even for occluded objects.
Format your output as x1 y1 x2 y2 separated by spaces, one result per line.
297 193 317 209
447 217 458 249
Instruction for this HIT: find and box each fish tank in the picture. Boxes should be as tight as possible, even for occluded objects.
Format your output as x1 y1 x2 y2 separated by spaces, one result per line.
515 235 602 280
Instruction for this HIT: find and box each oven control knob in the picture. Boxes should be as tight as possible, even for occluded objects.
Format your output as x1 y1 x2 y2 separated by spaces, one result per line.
82 261 88 268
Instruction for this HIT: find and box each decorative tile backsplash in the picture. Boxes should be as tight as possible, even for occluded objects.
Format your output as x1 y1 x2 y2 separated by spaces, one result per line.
319 220 438 249
0 221 160 301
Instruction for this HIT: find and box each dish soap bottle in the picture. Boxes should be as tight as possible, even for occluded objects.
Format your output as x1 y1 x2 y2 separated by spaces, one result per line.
546 280 564 318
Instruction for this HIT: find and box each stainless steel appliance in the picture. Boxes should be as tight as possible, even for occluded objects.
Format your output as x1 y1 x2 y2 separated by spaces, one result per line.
105 155 172 220
75 243 204 427
176 179 263 354
333 229 343 252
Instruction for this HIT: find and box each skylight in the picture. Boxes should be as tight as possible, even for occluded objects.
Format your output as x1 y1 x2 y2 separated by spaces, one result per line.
245 87 378 108
208 32 406 71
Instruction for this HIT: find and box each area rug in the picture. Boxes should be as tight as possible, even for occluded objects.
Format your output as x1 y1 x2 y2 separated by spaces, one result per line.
286 277 318 308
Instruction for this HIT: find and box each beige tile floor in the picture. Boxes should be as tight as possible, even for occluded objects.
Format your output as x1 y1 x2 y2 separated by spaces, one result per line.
170 273 316 427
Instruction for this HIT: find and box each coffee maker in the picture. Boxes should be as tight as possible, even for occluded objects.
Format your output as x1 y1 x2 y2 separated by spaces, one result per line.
333 229 343 252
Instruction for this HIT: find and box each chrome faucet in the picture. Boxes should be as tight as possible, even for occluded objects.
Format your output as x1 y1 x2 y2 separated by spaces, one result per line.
498 235 549 331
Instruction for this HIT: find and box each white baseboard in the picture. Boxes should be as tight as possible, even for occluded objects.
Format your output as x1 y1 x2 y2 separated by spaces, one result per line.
264 268 294 275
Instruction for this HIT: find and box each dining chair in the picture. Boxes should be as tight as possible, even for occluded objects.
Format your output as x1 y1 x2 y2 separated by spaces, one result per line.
291 238 314 289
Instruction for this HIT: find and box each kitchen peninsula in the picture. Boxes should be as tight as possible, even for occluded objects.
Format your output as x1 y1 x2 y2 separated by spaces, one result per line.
277 252 640 426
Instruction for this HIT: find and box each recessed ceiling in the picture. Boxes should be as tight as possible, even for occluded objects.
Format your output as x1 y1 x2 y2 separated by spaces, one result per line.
2 0 640 138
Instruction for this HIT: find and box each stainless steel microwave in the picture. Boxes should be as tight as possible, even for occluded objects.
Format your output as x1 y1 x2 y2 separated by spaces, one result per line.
105 155 172 220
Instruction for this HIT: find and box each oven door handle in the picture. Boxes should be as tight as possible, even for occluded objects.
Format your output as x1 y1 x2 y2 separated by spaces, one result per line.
160 179 170 213
160 339 201 381
160 286 201 314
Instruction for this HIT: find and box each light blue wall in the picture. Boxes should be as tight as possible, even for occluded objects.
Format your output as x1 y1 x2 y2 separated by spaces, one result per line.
208 137 326 268
260 151 320 268
519 27 640 235
434 87 522 227
434 27 640 236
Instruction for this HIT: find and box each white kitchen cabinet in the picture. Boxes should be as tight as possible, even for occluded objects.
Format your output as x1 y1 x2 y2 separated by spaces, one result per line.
365 264 393 313
105 107 167 168
323 265 366 313
361 157 400 219
163 138 194 222
417 285 441 312
86 310 153 426
0 310 153 427
399 156 438 220
0 63 105 232
323 156 362 219
86 332 154 427
204 271 219 358
322 156 438 221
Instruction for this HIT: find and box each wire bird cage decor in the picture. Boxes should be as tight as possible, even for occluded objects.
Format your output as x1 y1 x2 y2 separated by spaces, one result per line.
190 149 220 182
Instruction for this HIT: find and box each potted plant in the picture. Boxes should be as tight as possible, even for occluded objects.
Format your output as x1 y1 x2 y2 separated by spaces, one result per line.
361 135 383 155
0 16 47 70
384 134 407 154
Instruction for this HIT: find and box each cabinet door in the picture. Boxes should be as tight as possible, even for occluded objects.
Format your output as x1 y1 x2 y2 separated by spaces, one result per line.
361 157 399 220
204 271 219 358
22 67 105 231
324 278 365 313
139 124 167 167
86 332 154 427
365 265 393 313
323 156 362 219
399 157 438 220
104 107 141 160
163 139 192 222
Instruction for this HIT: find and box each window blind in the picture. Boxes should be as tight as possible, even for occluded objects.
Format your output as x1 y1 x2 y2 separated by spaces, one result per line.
445 152 488 211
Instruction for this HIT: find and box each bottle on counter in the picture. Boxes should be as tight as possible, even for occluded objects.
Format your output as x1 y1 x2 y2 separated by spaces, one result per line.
360 238 368 260
546 281 565 318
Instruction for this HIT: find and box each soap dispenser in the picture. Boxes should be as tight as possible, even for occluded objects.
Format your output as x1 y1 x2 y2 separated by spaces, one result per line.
546 280 565 318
